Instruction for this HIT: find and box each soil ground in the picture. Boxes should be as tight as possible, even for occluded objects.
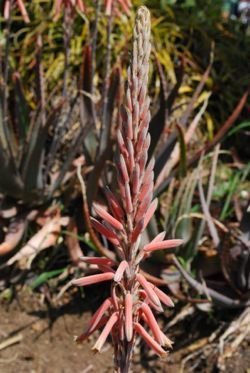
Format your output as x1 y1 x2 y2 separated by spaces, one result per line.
0 287 249 373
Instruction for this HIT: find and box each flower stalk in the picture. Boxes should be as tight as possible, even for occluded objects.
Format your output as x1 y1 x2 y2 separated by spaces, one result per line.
73 6 183 372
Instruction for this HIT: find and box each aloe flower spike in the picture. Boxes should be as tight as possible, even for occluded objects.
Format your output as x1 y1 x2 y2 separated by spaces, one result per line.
73 7 181 371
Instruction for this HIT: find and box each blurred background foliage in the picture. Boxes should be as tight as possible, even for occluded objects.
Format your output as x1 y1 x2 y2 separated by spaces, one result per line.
0 0 249 313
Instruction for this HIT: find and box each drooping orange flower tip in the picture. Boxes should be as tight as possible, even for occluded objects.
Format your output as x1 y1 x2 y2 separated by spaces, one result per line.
4 0 30 23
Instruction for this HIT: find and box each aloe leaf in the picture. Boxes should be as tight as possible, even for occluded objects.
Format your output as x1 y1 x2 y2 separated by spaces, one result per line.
154 132 178 181
227 121 250 137
44 96 78 181
179 62 211 128
30 268 65 290
155 60 211 181
98 66 120 157
149 57 183 158
12 73 29 163
0 148 23 197
35 35 46 123
187 88 250 167
173 170 198 254
0 94 17 168
176 124 187 178
20 99 66 201
49 126 87 197
80 44 96 128
194 145 220 249
155 88 249 197
220 172 240 221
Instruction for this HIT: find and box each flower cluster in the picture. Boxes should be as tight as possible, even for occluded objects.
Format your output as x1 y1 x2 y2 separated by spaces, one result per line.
72 6 182 369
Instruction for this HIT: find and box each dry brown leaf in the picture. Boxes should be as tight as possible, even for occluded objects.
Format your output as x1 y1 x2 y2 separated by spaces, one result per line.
0 218 27 256
6 212 68 266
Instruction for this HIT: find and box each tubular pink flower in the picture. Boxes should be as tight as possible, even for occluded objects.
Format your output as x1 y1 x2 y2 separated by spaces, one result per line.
147 283 174 308
16 0 30 22
93 204 124 231
80 256 115 266
97 264 115 273
134 322 167 357
135 189 152 222
93 312 119 352
105 187 124 220
150 231 166 244
119 154 129 182
130 219 144 243
114 260 129 282
71 272 114 286
85 297 113 335
126 139 135 173
76 298 113 342
132 164 140 196
143 199 158 229
136 274 162 309
124 182 133 213
90 218 120 245
143 239 184 253
125 293 133 342
140 303 164 345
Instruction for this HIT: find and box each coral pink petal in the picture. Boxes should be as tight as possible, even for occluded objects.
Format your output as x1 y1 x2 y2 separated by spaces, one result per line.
136 274 162 309
141 303 164 345
105 0 112 15
118 0 130 14
131 219 144 243
91 218 120 245
134 322 167 357
94 204 123 231
144 239 183 253
148 283 174 308
105 187 124 220
86 297 112 335
77 0 86 12
125 293 133 342
143 199 158 229
93 312 119 352
124 182 133 213
97 264 115 273
119 154 129 182
80 256 115 266
151 231 166 244
4 0 10 20
16 0 30 23
114 260 129 282
71 272 114 286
